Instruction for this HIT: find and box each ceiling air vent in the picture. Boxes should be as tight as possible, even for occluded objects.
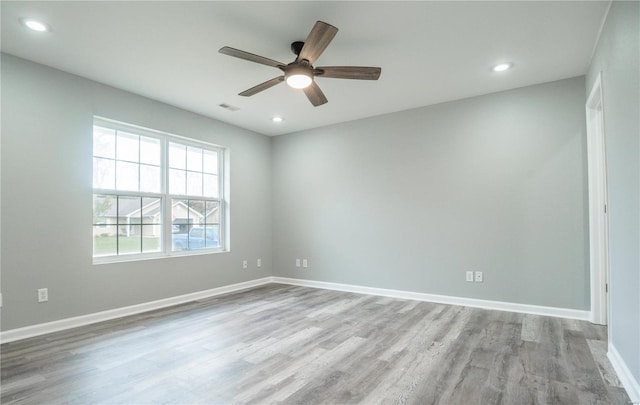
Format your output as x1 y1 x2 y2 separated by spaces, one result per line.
218 103 240 111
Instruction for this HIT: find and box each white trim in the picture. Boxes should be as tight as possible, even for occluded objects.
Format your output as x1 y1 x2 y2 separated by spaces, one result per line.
1 276 593 344
271 277 590 320
588 0 613 67
0 277 272 344
608 343 640 404
586 72 610 326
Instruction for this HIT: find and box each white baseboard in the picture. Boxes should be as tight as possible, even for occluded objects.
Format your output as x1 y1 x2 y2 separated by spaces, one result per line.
0 277 272 344
1 275 592 344
271 277 591 320
608 343 640 404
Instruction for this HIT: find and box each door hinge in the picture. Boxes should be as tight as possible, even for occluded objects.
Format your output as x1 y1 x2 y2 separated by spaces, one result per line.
604 204 607 213
606 283 608 293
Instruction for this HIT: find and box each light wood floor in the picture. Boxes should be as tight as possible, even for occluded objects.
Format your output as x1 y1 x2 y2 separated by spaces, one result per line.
1 284 632 404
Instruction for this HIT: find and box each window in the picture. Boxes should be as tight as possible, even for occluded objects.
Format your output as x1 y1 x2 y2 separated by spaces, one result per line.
92 118 225 261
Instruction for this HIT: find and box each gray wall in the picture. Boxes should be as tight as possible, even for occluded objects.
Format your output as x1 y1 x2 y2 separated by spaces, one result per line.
0 55 595 331
273 77 589 310
587 0 640 387
1 54 273 331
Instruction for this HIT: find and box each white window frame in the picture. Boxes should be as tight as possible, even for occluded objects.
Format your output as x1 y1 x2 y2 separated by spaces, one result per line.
93 117 227 263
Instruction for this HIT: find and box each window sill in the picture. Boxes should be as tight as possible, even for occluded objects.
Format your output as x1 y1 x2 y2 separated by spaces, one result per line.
92 249 229 265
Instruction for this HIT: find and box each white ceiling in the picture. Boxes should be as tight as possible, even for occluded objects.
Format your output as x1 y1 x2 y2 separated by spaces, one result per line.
1 1 609 136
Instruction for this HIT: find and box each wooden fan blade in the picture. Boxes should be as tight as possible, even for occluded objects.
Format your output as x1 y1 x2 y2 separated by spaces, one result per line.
315 66 381 80
239 76 285 96
303 81 328 107
219 46 285 68
297 21 338 65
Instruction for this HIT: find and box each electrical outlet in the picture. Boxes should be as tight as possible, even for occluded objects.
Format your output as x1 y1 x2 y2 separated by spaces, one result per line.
38 288 48 303
257 258 262 268
303 259 308 268
466 271 474 282
475 271 483 283
296 259 301 267
242 260 248 269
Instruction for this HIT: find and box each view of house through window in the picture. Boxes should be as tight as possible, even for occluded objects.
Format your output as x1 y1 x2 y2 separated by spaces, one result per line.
92 119 225 260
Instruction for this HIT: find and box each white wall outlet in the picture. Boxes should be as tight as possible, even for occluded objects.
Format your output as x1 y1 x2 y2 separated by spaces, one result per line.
38 288 48 302
466 271 474 282
242 260 248 269
257 258 262 268
303 259 308 268
475 271 483 283
296 259 301 267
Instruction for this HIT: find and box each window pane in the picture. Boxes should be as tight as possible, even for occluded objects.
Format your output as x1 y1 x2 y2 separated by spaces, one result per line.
118 196 141 221
190 236 204 250
140 136 161 165
142 225 161 253
190 227 204 239
205 201 219 224
171 199 219 252
93 225 117 257
142 197 161 222
93 194 115 225
118 235 141 255
205 225 220 248
186 172 203 196
203 174 218 198
169 143 186 169
169 168 186 195
117 196 141 255
203 150 218 174
93 126 116 159
172 234 187 251
129 217 142 226
188 200 206 222
116 161 139 191
187 147 203 172
140 164 161 193
171 199 191 251
93 158 115 189
171 199 192 234
116 131 139 162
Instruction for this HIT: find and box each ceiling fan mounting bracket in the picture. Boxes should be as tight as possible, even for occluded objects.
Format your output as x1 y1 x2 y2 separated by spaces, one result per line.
291 41 305 56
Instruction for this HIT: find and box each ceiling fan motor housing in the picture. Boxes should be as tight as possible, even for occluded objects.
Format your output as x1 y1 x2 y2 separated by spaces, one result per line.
284 62 314 88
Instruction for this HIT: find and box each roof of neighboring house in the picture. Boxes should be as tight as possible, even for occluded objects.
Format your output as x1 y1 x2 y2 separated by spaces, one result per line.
96 196 148 218
97 197 216 219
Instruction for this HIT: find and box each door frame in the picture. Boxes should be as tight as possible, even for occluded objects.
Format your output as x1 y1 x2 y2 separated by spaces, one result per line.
585 72 610 327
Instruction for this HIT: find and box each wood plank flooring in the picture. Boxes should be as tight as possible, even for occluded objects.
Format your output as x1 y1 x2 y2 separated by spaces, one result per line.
1 284 632 404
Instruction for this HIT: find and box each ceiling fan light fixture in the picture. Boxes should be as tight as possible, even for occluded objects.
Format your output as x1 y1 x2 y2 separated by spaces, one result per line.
285 64 313 89
286 73 313 89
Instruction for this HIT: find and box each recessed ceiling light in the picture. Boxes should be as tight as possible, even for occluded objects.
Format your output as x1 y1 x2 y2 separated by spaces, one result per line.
492 63 513 72
272 116 284 123
20 18 51 32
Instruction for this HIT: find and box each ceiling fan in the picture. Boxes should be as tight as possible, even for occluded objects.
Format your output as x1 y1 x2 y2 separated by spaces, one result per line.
219 21 381 107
